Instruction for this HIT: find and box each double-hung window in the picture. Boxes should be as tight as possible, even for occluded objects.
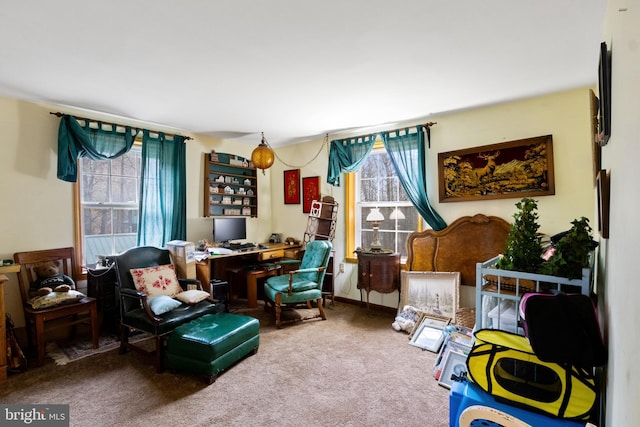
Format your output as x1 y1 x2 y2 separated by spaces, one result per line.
76 145 142 267
346 145 421 261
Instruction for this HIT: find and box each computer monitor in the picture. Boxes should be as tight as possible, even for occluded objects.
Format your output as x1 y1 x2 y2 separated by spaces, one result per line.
213 217 247 244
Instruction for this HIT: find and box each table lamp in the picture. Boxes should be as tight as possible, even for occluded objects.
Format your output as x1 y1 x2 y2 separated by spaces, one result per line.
389 207 405 221
366 208 385 252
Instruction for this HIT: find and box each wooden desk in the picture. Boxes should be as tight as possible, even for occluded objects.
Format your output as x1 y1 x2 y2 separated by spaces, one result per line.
0 263 21 382
232 265 282 308
196 243 300 308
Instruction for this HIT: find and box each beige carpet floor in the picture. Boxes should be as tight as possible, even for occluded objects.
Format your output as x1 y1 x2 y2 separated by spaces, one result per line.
1 301 451 427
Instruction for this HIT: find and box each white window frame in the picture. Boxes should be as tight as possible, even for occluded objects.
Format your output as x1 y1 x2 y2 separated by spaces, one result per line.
74 145 142 273
345 144 422 263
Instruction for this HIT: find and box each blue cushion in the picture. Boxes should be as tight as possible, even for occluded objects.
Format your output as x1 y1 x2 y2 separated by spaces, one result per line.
148 295 182 315
265 275 320 293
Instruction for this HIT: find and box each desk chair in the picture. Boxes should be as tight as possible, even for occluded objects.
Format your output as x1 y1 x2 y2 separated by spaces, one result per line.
14 247 99 367
264 240 332 328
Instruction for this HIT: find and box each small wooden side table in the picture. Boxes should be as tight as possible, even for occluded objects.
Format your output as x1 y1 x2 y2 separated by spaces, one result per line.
355 251 400 310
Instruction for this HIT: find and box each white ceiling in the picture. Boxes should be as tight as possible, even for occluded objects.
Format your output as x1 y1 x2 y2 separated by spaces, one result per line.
0 1 607 146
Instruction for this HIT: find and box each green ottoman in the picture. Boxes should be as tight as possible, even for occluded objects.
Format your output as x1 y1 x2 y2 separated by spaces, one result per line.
166 313 260 383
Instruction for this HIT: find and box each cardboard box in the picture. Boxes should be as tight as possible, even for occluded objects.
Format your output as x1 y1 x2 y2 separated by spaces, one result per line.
166 240 196 279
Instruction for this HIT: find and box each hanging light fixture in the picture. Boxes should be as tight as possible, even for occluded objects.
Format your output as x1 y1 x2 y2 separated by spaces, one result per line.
251 132 275 174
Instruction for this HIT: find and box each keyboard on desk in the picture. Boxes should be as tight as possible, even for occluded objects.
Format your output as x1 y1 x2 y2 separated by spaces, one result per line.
228 242 256 251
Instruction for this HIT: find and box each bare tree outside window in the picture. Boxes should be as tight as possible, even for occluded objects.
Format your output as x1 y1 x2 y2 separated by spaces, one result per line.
357 148 419 258
79 147 141 265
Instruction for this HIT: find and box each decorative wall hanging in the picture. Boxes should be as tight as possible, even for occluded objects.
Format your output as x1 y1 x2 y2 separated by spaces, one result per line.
284 169 300 204
302 176 320 213
598 41 612 146
438 135 555 203
590 90 601 186
597 169 610 239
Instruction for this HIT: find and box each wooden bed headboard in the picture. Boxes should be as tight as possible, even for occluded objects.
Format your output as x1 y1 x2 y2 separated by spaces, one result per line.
406 214 510 287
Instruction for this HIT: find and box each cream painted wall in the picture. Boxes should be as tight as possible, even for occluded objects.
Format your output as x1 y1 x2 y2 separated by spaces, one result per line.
184 136 274 245
0 98 278 328
263 88 596 310
600 1 640 425
0 99 77 328
428 88 595 235
0 86 594 328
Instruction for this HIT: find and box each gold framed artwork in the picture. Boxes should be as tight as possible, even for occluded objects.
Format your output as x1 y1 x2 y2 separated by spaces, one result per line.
438 135 555 202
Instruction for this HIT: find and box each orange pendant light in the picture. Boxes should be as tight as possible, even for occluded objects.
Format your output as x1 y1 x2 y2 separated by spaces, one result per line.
251 132 275 174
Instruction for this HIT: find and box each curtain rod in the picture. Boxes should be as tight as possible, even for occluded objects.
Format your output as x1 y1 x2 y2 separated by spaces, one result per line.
335 121 438 139
377 121 438 133
49 112 193 141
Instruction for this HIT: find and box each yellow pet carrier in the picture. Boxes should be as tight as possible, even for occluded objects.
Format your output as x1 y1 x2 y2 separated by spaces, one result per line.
466 329 597 420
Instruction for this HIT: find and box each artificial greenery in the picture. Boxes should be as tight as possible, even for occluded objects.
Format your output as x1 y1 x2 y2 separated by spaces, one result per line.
496 197 544 273
540 217 598 279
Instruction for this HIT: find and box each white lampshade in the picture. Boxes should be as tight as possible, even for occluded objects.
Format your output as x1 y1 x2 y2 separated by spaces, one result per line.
389 208 405 220
366 208 384 222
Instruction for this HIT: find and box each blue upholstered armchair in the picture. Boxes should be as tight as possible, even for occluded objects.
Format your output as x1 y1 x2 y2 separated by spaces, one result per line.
264 240 332 328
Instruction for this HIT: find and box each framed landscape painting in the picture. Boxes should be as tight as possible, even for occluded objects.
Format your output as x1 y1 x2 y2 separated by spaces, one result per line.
438 135 555 203
400 271 460 323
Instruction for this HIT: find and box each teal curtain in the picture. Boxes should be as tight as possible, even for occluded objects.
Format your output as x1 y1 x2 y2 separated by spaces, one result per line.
137 130 187 247
381 127 447 231
57 115 138 182
326 133 378 186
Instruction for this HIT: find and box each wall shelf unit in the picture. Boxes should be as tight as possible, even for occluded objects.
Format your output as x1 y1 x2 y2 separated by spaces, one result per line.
204 152 258 217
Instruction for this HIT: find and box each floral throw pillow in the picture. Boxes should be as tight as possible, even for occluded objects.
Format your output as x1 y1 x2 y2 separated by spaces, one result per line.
130 264 182 298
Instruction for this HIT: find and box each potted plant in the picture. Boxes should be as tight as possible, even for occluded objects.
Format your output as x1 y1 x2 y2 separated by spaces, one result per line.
496 197 544 273
540 217 598 280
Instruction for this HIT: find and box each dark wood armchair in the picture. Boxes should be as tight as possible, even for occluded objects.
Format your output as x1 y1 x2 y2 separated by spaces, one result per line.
14 247 99 367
